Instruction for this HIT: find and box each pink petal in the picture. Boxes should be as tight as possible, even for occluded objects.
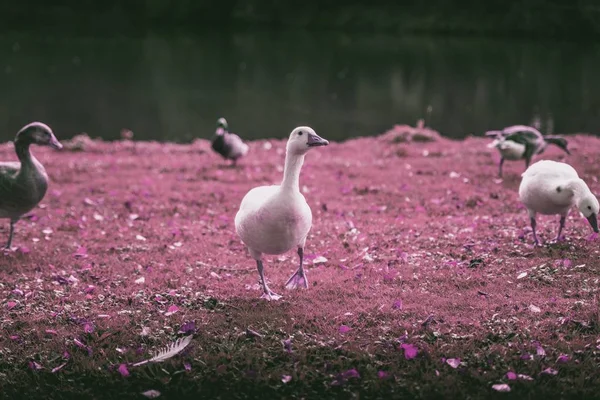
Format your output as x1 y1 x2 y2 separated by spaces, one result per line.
281 375 292 383
74 246 88 258
492 383 511 392
536 344 546 357
377 370 390 379
184 362 191 371
446 358 461 368
28 361 43 370
52 363 67 373
165 305 179 316
118 363 130 377
339 325 352 334
18 246 30 254
401 343 418 360
6 301 17 310
83 323 94 333
45 329 58 335
541 368 558 375
506 371 517 380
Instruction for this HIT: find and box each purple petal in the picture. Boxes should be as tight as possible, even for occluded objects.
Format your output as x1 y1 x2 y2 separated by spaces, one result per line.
506 371 517 380
184 362 191 371
401 343 418 360
342 368 360 379
282 338 292 353
377 370 390 380
339 325 352 334
556 354 569 363
83 323 94 333
392 299 403 310
179 321 196 335
118 363 130 377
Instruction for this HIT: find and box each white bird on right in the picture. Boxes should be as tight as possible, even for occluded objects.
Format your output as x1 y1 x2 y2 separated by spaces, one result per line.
519 160 599 245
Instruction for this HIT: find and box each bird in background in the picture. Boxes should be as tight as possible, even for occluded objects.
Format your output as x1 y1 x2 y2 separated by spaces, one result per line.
211 117 249 166
0 122 63 249
486 125 570 177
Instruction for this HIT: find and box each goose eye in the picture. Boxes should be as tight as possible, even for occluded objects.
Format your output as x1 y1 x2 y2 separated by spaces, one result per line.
588 206 592 210
298 131 303 136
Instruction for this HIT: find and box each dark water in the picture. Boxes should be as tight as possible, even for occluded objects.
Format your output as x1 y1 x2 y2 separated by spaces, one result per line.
1 30 599 143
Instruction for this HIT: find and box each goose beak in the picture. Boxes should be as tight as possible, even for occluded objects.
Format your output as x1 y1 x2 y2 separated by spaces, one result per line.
587 213 599 233
307 132 329 147
49 135 63 150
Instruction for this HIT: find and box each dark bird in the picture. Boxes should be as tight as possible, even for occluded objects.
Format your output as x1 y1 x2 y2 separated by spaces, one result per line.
0 122 63 249
486 125 570 177
211 118 249 166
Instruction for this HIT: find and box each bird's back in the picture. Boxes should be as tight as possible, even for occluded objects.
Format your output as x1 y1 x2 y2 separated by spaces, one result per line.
519 160 578 214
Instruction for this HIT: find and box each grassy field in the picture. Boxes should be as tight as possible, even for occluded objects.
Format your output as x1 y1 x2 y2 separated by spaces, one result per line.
1 128 600 399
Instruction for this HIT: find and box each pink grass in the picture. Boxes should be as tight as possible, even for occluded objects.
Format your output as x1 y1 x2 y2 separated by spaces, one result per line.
0 133 599 398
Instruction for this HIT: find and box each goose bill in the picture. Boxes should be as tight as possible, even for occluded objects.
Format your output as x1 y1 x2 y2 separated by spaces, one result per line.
307 132 329 147
587 213 599 233
49 135 63 150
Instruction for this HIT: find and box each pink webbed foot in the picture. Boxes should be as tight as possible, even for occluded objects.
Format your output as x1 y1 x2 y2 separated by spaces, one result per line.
285 268 309 290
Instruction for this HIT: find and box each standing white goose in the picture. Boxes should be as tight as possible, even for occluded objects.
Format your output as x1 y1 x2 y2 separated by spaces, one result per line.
0 122 63 249
486 125 570 177
519 160 599 245
211 117 249 166
235 126 329 300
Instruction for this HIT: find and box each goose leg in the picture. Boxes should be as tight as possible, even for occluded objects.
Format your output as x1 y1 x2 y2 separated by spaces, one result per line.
285 247 309 290
530 217 540 246
555 215 566 242
256 260 281 301
5 220 15 249
498 157 504 178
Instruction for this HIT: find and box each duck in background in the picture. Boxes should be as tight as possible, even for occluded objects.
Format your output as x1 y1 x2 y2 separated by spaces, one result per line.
211 117 249 166
519 160 598 245
235 126 329 300
0 122 63 249
486 125 570 177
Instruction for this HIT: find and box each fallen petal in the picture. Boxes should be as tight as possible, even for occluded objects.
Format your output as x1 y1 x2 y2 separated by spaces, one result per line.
492 383 511 392
401 343 418 360
141 390 161 398
118 363 130 377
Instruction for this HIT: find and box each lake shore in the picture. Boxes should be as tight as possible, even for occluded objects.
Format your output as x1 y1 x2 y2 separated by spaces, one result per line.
1 130 599 399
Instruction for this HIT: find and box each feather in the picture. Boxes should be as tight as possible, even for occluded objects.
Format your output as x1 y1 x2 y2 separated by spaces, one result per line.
133 335 192 367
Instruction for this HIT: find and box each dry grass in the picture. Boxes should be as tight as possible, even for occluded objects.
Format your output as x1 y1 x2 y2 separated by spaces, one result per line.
1 133 600 399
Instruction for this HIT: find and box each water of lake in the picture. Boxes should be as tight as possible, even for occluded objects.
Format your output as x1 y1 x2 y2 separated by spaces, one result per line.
0 30 599 143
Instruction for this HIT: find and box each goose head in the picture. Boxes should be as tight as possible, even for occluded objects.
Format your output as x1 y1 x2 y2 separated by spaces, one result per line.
286 126 329 156
16 122 62 150
577 190 600 233
216 118 228 135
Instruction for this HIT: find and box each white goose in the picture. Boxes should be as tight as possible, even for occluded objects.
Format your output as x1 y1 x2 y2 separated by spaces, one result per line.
519 160 599 245
234 126 329 300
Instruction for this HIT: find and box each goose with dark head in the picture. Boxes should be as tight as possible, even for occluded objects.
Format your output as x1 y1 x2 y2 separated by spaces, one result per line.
0 122 62 249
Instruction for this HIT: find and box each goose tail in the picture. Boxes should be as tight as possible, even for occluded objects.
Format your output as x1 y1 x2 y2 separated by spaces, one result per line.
544 136 570 155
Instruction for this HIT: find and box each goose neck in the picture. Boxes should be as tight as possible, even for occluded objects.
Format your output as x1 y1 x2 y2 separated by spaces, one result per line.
281 152 305 191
